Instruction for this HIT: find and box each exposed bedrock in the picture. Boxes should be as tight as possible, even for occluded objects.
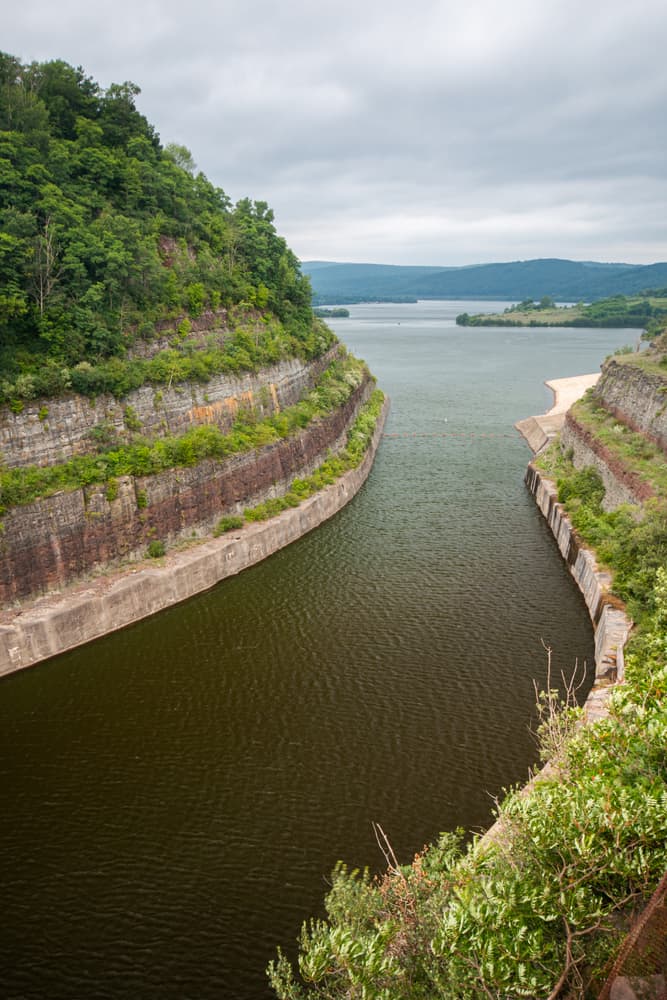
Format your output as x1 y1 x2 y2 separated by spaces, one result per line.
0 346 340 469
0 376 371 605
0 398 389 675
594 357 667 455
561 413 653 511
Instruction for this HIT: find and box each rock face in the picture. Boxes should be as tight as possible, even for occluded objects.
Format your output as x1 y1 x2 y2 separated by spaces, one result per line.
595 357 667 455
0 347 339 469
0 376 372 604
561 413 653 511
559 354 667 511
0 399 389 675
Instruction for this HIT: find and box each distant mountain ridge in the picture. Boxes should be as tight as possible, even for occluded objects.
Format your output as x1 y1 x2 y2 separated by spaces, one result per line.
302 258 667 304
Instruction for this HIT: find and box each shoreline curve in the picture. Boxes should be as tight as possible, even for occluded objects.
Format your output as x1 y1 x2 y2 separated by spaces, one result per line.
0 399 389 677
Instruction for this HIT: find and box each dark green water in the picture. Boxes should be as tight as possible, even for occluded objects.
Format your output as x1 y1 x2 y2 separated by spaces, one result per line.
0 302 636 999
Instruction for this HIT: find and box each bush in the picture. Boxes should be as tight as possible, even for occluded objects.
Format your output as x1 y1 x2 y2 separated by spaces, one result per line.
213 515 244 536
147 540 165 558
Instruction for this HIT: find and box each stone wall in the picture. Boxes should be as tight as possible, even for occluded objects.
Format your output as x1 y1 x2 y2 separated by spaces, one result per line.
595 357 667 455
0 399 389 675
0 376 372 605
0 347 340 469
525 463 631 684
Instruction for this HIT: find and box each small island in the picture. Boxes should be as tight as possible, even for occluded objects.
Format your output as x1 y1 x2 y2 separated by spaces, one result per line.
313 307 350 318
456 290 667 334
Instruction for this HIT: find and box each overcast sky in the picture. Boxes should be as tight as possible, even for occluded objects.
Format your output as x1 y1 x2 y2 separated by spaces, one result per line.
4 0 667 266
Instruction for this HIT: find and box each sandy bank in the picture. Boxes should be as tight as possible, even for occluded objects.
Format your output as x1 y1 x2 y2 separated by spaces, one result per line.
515 372 600 453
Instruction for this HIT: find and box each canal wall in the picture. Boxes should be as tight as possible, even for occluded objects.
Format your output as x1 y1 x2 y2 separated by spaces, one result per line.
0 398 389 676
0 375 371 605
525 463 631 693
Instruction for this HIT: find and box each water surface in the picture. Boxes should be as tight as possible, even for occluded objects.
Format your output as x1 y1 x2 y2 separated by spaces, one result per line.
0 302 635 998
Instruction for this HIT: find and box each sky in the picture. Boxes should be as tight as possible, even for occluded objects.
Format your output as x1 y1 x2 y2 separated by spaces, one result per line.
4 0 667 266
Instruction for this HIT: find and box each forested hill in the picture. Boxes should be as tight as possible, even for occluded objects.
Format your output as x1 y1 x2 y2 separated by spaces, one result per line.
303 258 667 304
0 53 321 401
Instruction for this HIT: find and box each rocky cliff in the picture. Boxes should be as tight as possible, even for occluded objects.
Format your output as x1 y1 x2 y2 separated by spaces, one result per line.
559 347 667 511
0 347 340 470
594 355 667 454
0 351 375 606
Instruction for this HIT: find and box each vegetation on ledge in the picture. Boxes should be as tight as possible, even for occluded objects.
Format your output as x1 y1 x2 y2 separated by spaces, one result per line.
537 437 667 622
0 355 368 513
567 391 667 499
216 388 385 530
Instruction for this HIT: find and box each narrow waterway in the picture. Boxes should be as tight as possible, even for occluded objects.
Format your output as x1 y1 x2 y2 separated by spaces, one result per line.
0 302 636 999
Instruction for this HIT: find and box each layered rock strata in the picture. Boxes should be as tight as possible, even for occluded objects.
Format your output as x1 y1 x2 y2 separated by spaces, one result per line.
594 357 667 454
0 399 388 675
0 346 340 470
0 374 372 604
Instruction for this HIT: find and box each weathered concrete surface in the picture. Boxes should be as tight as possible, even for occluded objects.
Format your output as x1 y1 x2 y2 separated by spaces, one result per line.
515 373 600 453
525 464 632 686
0 347 340 469
0 377 372 604
0 399 388 676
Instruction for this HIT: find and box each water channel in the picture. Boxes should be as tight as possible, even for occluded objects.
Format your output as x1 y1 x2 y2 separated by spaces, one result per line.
0 302 636 998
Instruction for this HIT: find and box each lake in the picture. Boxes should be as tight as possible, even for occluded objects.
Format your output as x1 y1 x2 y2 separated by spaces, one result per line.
0 301 637 998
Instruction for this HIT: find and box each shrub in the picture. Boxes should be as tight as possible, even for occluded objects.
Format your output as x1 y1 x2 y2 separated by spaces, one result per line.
213 515 244 536
106 478 119 502
147 540 165 558
123 405 142 432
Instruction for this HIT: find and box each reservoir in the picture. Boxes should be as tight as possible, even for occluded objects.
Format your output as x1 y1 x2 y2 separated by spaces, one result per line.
0 302 636 999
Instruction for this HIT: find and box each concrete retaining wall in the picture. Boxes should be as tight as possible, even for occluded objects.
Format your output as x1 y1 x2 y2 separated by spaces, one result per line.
525 463 631 690
0 400 389 676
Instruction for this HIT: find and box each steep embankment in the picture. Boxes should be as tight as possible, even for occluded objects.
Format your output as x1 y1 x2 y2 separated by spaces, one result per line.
0 393 388 674
0 341 381 609
0 54 388 668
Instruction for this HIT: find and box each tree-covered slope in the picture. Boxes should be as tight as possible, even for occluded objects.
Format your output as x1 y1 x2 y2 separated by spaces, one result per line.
303 258 667 304
0 53 321 399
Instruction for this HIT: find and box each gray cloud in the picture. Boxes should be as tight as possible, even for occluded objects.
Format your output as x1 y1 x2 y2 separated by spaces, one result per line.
4 0 667 264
